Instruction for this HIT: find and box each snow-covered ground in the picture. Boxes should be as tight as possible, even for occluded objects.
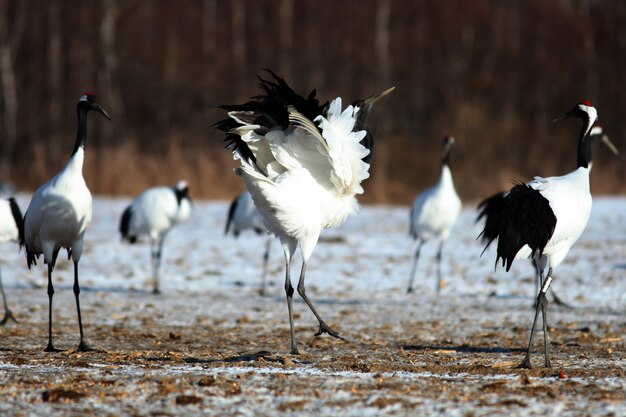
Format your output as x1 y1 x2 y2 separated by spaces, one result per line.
0 195 624 416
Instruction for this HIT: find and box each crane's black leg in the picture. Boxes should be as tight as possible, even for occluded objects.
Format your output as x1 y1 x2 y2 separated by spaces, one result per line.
540 268 553 368
533 260 570 308
45 263 62 352
0 267 17 325
436 240 445 293
407 239 424 293
533 258 541 300
518 268 553 368
259 237 271 296
150 238 163 294
296 261 347 342
156 236 165 294
284 257 298 354
73 261 93 352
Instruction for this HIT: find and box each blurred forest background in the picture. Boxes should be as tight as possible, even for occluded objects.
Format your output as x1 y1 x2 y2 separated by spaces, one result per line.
0 0 624 204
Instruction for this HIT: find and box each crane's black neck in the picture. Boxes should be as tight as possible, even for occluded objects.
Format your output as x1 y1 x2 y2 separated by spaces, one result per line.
173 186 189 205
577 117 594 169
72 105 89 156
441 145 452 170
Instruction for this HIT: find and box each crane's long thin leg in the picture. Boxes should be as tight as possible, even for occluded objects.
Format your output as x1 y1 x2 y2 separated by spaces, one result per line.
0 267 17 325
73 261 93 352
407 239 424 293
259 237 271 296
156 236 164 294
533 258 541 298
533 259 570 308
45 263 62 352
296 261 347 342
151 238 163 294
284 257 298 354
540 268 553 368
436 240 445 293
518 267 552 368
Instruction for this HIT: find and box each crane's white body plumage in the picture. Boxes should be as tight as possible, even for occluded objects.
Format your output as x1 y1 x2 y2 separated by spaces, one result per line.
120 181 191 294
226 191 266 236
410 165 461 242
24 149 92 265
235 99 368 261
516 168 591 270
0 197 22 324
123 186 191 242
0 199 20 244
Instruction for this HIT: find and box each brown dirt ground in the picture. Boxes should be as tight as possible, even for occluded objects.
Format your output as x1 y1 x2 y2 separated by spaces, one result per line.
0 288 624 416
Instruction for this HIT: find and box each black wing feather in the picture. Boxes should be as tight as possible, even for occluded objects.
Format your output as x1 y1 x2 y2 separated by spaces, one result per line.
119 205 136 243
476 191 506 246
213 69 328 166
8 197 23 244
494 184 557 271
224 195 239 236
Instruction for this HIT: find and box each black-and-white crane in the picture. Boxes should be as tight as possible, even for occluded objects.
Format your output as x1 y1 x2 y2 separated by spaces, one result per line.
481 101 599 368
0 197 23 324
477 125 618 306
119 181 192 294
225 190 273 295
214 70 393 354
407 136 462 293
21 93 110 352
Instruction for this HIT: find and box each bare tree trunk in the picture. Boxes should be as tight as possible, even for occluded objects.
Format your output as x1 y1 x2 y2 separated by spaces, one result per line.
100 0 124 123
579 1 599 98
0 0 28 180
279 0 294 80
372 0 392 202
202 0 217 103
48 0 63 135
231 0 246 96
158 24 180 133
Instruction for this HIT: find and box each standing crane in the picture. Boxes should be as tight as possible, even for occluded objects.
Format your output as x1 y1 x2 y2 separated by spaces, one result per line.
119 181 192 294
481 101 599 368
214 70 393 354
21 93 110 352
477 125 618 306
225 190 273 295
407 136 462 293
0 197 23 324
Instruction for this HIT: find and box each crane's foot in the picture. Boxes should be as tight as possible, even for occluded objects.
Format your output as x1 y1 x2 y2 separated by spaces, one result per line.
544 357 552 368
152 288 161 295
258 288 266 297
407 287 414 294
516 355 533 369
551 293 573 309
315 321 348 342
76 341 97 352
0 310 18 325
44 342 64 353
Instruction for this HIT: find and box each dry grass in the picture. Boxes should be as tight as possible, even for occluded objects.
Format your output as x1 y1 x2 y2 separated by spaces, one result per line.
10 129 625 204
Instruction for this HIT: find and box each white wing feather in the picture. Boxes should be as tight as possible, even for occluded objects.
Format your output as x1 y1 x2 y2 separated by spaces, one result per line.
314 98 369 195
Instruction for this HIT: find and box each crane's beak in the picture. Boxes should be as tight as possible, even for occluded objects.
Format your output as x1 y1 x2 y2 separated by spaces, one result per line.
552 108 576 123
365 86 396 107
601 134 620 155
94 103 112 121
